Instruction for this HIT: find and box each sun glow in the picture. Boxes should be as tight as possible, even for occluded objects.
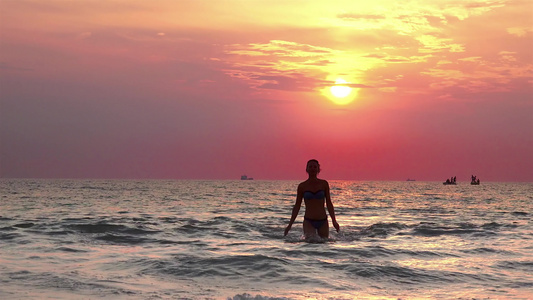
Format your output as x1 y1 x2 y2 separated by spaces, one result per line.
323 78 358 105
331 79 352 98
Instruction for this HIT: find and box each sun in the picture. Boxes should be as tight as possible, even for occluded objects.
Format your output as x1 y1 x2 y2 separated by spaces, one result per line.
330 79 352 98
323 78 358 105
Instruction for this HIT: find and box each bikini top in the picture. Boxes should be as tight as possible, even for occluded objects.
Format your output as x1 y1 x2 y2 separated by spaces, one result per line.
303 190 325 200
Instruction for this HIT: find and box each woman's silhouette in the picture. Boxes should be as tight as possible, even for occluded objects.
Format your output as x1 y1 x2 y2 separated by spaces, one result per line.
284 159 340 238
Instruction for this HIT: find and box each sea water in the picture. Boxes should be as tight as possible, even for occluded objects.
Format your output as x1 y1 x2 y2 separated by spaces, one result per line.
0 179 531 299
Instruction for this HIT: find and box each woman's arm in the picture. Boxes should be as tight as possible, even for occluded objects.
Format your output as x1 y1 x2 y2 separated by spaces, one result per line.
325 181 340 232
284 186 303 236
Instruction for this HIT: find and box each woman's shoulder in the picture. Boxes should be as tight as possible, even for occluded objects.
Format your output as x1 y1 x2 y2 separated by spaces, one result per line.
298 180 314 190
315 178 328 184
319 179 330 188
297 181 308 190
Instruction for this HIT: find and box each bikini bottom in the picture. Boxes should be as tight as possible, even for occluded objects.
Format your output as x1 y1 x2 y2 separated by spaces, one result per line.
304 217 327 229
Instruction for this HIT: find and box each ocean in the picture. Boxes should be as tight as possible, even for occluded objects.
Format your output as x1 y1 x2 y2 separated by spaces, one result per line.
0 179 531 299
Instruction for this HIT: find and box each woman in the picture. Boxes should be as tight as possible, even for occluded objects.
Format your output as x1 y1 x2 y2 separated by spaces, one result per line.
284 159 340 238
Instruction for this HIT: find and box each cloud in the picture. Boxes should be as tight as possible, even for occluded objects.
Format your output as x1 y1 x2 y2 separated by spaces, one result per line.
498 51 517 62
337 13 386 20
507 27 532 37
421 55 532 93
442 1 505 20
459 56 483 62
416 35 465 53
227 40 335 59
254 74 313 92
364 53 411 63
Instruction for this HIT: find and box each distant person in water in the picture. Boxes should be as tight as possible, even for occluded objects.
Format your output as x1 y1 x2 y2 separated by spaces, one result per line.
284 159 340 239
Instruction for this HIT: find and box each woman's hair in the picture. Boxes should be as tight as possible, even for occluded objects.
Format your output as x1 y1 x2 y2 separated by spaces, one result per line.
307 159 319 166
306 159 320 173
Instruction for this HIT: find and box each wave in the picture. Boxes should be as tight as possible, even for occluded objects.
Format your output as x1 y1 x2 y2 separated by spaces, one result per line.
2 270 138 298
229 293 290 300
511 211 529 216
360 222 408 237
344 262 449 284
66 221 160 235
153 254 289 279
495 260 533 274
347 221 519 239
13 222 35 228
333 246 448 259
95 233 160 244
461 247 516 255
56 246 88 253
1 214 522 247
410 222 505 237
0 232 21 240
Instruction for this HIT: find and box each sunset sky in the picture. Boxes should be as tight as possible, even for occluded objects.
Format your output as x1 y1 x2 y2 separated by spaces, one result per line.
1 0 532 181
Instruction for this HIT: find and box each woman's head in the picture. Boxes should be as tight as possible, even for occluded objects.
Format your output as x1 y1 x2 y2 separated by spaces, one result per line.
306 159 320 174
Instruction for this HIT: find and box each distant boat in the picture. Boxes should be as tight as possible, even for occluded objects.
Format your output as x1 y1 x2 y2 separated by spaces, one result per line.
406 179 416 181
443 176 457 185
240 175 253 180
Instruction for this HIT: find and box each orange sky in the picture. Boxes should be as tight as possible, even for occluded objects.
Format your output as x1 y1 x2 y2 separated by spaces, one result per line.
1 0 532 181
